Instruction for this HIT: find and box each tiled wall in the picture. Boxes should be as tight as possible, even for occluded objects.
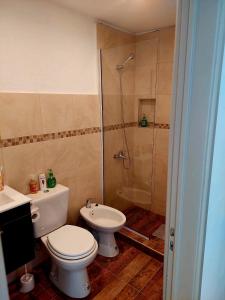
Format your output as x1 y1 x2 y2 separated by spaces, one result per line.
134 27 175 215
97 24 136 210
99 24 175 216
0 93 102 223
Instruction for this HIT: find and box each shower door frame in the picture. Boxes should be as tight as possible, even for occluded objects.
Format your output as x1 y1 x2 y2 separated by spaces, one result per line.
99 36 166 240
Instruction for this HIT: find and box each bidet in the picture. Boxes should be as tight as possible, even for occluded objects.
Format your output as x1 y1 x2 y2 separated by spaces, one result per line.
80 203 126 257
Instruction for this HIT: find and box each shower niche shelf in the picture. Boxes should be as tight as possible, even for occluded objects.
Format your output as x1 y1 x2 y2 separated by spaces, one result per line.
138 98 156 127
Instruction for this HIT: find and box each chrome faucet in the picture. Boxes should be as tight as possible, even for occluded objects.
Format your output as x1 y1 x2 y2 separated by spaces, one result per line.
86 198 94 208
113 150 127 160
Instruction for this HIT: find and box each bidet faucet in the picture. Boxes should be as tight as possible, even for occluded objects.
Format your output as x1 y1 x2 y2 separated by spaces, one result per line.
86 198 95 208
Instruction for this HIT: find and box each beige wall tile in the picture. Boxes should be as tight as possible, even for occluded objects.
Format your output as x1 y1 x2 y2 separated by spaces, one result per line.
135 66 156 97
40 94 74 133
103 129 124 206
135 38 158 67
40 94 100 133
0 93 42 139
42 133 102 223
135 30 159 43
156 62 173 95
43 134 101 180
159 26 175 63
0 91 102 229
103 95 136 125
102 62 120 96
123 95 136 123
152 129 169 215
3 142 46 194
100 25 174 217
101 44 135 96
97 23 135 49
71 95 100 129
155 95 171 124
42 137 78 179
103 95 121 125
68 134 102 223
131 127 154 192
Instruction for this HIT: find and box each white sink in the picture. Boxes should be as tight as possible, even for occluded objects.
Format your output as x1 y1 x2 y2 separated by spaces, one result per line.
0 186 31 213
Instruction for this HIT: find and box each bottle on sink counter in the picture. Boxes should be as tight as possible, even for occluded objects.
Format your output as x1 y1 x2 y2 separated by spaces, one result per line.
29 175 38 194
39 173 47 192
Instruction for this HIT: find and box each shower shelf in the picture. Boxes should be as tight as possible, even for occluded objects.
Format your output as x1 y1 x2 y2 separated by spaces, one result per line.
138 98 156 127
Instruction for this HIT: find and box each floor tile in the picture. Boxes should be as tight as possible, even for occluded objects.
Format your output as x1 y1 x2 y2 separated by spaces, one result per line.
114 284 139 300
116 252 151 283
8 238 163 300
121 206 165 256
140 268 163 299
129 258 162 291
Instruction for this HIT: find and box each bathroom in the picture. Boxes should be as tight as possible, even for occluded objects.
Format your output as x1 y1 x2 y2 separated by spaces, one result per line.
0 0 174 298
1 0 224 300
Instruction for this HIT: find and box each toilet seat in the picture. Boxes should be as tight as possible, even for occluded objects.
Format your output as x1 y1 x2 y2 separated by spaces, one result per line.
47 225 96 260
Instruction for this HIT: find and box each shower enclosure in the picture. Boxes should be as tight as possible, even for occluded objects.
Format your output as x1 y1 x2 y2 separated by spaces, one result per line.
100 25 174 250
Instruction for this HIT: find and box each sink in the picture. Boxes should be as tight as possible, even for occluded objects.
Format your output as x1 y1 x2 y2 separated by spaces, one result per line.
0 186 31 213
0 193 14 206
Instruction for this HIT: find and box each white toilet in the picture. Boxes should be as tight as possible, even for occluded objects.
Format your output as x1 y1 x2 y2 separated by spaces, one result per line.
29 185 98 298
80 203 126 257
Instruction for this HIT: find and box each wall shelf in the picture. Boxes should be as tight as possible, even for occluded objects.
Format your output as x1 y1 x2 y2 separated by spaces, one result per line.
138 98 156 127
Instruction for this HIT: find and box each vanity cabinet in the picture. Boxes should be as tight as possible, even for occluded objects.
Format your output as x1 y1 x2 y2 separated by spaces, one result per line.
0 203 35 274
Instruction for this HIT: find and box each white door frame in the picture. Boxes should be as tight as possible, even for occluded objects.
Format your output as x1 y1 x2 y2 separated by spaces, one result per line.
0 233 9 300
164 0 225 299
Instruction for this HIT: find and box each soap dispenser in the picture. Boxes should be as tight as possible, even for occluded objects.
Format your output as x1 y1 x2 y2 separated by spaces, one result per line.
47 169 57 188
140 114 148 127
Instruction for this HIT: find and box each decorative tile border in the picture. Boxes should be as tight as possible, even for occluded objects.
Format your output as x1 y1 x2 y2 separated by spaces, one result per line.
153 123 170 129
103 122 170 131
0 127 101 148
103 122 137 131
0 122 169 148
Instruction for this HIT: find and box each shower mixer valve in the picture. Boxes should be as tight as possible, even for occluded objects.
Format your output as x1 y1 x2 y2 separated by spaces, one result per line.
113 151 127 160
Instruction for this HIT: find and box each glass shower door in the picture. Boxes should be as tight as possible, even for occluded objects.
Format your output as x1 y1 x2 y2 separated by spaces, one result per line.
101 35 169 242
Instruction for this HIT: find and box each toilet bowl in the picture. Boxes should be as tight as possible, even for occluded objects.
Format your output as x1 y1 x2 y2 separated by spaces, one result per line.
80 204 126 257
29 185 98 298
41 225 98 298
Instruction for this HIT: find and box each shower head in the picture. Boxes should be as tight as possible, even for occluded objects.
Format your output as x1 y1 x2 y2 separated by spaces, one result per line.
116 53 135 70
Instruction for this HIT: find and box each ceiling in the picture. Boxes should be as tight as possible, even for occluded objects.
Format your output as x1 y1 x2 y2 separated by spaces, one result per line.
50 0 176 33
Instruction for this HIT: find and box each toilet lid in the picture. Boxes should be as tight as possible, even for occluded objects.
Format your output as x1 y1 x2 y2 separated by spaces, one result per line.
47 225 95 260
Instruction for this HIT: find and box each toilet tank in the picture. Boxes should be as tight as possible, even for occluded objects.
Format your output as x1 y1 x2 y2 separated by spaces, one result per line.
29 184 69 238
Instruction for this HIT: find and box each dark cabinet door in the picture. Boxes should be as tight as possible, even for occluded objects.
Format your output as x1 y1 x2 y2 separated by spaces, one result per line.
0 204 35 274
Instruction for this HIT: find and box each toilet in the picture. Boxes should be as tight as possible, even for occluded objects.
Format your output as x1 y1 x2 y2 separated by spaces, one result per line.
80 203 126 257
29 185 98 298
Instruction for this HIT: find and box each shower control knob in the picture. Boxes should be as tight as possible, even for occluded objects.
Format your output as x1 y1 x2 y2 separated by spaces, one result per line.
113 151 127 160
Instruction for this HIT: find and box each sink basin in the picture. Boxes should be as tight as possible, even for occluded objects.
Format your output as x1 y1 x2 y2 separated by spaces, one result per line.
0 186 31 213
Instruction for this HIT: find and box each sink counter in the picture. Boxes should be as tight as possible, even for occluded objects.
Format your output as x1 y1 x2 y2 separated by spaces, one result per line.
0 186 31 213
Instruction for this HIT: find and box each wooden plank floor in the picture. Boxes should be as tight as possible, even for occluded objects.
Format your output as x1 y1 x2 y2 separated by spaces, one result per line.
123 206 165 255
124 206 165 238
9 238 163 300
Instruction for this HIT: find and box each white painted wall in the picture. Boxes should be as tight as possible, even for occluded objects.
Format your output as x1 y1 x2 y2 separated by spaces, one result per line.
200 45 225 300
0 0 98 94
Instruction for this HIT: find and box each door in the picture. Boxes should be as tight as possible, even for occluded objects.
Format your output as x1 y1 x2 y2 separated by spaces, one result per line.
164 0 225 299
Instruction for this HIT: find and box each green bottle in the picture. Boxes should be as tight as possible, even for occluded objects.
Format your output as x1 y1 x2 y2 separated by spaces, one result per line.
140 114 148 127
47 169 57 188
